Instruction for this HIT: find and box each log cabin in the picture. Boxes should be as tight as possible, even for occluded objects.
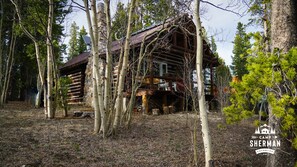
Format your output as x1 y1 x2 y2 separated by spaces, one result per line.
60 14 219 113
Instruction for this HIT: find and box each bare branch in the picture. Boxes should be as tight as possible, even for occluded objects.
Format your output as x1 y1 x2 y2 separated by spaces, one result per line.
200 0 243 17
70 0 86 11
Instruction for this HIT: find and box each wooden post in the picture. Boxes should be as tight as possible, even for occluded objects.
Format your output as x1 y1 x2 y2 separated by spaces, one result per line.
142 93 149 114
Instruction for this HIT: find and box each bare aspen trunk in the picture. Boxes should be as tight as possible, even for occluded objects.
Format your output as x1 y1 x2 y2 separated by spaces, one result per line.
124 34 150 127
3 33 16 103
0 0 3 107
96 2 109 137
43 86 47 117
33 38 46 113
95 3 106 136
35 75 43 108
96 59 105 135
83 0 106 134
104 0 112 117
88 0 101 133
11 0 46 114
46 0 54 119
124 47 143 127
34 42 45 97
124 51 138 126
113 0 137 134
93 64 101 133
194 0 213 166
0 27 16 105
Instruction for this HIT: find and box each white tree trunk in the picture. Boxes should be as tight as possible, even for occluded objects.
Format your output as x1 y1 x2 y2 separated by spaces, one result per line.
83 0 107 135
46 0 54 119
194 0 213 166
89 0 101 133
0 0 3 107
35 74 43 108
0 27 16 105
103 0 112 118
3 34 16 103
113 0 137 133
35 45 46 109
11 0 46 115
94 4 106 136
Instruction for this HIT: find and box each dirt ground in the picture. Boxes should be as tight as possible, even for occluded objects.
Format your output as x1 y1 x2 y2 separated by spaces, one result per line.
0 101 295 167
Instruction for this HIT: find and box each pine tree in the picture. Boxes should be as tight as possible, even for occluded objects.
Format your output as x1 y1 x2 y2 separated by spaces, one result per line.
111 0 178 40
225 1 297 166
111 2 127 40
68 21 79 59
231 22 251 80
138 0 173 27
78 26 87 54
10 0 69 112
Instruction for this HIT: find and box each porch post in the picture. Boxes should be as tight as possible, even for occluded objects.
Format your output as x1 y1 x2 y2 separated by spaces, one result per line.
142 93 149 114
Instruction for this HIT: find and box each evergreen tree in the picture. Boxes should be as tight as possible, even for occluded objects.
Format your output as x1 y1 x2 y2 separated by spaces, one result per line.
210 36 217 53
78 26 87 54
225 1 297 165
111 2 127 40
68 21 79 59
231 22 251 80
138 0 174 27
210 36 219 58
224 37 297 151
8 0 69 106
210 36 232 112
111 0 179 40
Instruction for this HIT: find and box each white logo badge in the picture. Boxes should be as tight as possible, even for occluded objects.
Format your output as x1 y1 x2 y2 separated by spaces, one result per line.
250 124 281 154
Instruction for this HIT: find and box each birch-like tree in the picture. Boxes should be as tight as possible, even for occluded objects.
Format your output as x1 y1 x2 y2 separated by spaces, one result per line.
11 0 67 117
113 0 137 134
0 9 16 107
193 0 213 166
10 0 46 115
83 0 102 134
0 0 3 107
46 0 54 118
102 0 112 136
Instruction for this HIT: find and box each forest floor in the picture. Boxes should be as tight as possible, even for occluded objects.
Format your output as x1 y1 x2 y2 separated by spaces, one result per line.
0 101 295 167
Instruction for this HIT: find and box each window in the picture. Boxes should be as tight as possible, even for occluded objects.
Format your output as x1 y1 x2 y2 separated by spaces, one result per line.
152 61 167 76
160 63 168 76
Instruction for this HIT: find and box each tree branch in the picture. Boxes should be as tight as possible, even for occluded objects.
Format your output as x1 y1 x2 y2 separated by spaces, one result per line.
70 0 87 11
200 0 243 17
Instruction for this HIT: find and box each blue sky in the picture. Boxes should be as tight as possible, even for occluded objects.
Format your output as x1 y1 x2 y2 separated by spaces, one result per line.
62 0 259 65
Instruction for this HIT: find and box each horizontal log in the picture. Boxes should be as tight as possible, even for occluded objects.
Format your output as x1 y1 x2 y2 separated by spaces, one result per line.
68 84 82 90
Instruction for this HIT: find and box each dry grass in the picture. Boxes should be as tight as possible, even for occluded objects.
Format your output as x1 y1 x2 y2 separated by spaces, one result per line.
0 101 295 167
